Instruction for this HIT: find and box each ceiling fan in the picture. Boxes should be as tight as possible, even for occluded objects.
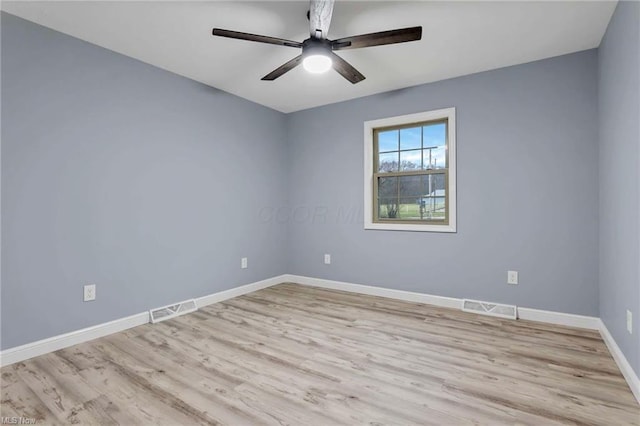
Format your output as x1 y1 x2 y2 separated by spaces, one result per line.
212 0 422 84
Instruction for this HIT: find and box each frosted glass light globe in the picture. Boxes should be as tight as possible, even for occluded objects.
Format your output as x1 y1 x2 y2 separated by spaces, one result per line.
303 54 332 74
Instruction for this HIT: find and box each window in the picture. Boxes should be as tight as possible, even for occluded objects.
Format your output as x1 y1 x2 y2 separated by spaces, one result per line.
364 108 456 232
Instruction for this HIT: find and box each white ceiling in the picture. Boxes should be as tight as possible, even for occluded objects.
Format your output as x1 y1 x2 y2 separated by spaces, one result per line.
2 1 616 113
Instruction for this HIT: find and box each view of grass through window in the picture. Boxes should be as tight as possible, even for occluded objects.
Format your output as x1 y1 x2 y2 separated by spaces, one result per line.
374 120 448 222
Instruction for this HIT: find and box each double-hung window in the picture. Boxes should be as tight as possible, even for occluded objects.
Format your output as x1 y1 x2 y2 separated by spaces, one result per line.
364 108 456 232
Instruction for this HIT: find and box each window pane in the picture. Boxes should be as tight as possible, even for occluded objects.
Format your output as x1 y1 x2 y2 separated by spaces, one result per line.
420 173 446 196
378 130 398 152
400 150 421 170
397 198 424 220
380 197 447 221
423 122 446 147
378 174 447 221
377 176 398 200
419 174 446 219
423 146 446 169
421 197 446 219
398 175 422 198
378 198 399 219
400 127 421 150
378 152 399 172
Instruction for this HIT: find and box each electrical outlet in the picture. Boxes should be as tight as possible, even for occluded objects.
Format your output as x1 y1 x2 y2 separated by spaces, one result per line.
241 257 248 269
627 310 633 334
84 284 96 302
324 254 331 265
507 270 518 285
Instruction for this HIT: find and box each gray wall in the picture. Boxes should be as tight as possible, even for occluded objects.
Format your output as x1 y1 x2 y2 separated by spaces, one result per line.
1 13 288 349
286 50 600 316
598 1 640 376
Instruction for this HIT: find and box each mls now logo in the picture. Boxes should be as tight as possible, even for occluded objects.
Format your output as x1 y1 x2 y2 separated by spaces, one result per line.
1 418 36 425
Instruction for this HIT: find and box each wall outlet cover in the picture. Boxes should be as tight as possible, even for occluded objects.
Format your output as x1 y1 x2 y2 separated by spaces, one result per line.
324 254 331 265
241 257 248 269
507 270 518 285
627 310 633 334
83 284 96 302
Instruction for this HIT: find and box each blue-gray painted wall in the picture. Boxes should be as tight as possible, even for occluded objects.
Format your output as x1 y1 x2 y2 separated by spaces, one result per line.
286 50 600 317
1 13 288 349
598 0 640 376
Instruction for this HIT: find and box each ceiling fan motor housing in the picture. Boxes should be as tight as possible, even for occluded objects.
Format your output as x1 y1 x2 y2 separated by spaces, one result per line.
302 38 332 58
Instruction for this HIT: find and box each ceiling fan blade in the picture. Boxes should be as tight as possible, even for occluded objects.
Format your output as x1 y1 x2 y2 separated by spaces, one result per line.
309 0 335 39
331 26 422 50
329 52 365 84
261 55 304 81
212 28 302 48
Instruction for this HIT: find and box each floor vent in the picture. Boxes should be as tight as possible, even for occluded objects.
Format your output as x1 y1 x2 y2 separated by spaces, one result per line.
150 299 197 324
462 299 517 320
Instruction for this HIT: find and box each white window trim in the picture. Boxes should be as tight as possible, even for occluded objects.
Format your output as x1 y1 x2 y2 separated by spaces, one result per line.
364 107 457 233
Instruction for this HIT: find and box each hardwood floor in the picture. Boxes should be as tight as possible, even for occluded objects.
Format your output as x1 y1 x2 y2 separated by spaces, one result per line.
1 283 638 425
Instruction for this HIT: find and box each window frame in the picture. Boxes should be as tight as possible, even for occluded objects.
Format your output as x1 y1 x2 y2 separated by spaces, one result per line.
364 107 457 232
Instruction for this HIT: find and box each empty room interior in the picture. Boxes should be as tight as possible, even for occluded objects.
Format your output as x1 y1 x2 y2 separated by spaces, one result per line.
1 0 639 424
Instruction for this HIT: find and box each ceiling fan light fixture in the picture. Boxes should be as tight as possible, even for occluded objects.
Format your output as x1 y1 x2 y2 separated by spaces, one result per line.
212 0 421 84
302 54 332 73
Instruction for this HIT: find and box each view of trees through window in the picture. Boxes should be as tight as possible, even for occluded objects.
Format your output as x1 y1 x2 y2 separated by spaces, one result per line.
375 121 448 221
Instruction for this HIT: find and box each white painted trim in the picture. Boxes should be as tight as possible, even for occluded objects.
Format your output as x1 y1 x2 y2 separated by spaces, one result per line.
286 275 600 329
599 319 640 404
284 274 461 309
0 274 288 367
517 307 600 330
195 275 286 308
0 312 149 367
363 107 457 233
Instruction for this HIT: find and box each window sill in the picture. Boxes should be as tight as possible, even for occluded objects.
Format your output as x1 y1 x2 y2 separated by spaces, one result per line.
364 222 456 233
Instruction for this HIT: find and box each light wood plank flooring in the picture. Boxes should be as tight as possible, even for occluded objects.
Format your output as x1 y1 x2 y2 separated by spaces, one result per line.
1 283 639 425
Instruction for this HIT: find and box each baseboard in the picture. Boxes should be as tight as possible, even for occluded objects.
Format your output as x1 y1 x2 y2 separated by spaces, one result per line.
283 274 461 309
284 274 600 330
517 307 600 330
599 320 640 404
196 275 286 308
0 312 149 367
0 274 287 367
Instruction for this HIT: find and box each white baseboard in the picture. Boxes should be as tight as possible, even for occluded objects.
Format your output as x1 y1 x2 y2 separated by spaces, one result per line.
0 312 149 367
283 274 461 309
0 274 287 367
517 307 600 330
284 274 600 330
599 319 640 404
196 275 286 308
